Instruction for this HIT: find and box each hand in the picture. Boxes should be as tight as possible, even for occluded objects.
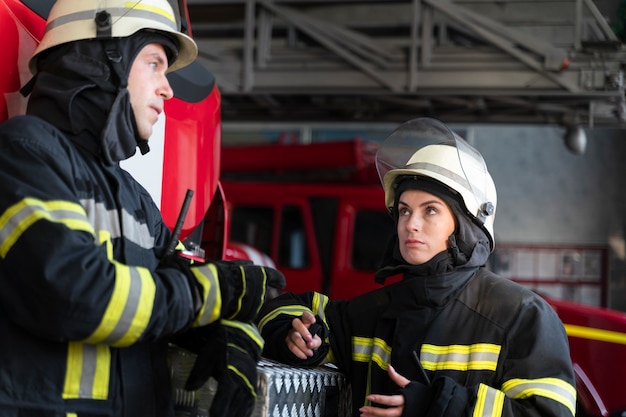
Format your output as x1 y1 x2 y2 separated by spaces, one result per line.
286 311 323 359
359 365 410 417
210 260 286 322
160 255 286 326
184 320 263 417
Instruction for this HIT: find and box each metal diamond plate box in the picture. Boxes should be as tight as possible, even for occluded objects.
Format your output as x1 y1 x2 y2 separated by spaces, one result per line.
169 346 351 417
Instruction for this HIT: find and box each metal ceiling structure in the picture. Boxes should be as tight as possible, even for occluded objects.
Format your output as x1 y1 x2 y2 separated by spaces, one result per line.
187 0 626 127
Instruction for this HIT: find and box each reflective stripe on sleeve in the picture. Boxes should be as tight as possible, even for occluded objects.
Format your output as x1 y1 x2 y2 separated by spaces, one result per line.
312 292 329 323
473 383 505 417
502 378 576 416
420 343 501 372
0 198 94 258
83 260 156 346
352 336 392 371
191 263 222 326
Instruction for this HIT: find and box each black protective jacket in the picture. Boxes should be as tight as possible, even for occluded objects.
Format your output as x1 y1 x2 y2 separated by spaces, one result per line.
0 34 198 417
0 115 197 417
258 252 576 417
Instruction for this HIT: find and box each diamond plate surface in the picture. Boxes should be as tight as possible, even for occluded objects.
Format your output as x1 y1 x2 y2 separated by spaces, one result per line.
169 346 351 417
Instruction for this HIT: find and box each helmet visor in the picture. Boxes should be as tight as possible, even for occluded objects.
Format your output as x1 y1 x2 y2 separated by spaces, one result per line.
375 117 494 223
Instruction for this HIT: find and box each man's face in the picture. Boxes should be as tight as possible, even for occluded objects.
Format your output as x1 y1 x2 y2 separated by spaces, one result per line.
127 43 174 139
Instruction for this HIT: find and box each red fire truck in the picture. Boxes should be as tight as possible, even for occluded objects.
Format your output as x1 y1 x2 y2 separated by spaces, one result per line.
221 139 626 417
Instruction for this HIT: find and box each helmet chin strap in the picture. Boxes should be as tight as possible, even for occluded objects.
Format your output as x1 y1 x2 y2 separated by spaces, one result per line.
447 235 468 266
138 140 151 155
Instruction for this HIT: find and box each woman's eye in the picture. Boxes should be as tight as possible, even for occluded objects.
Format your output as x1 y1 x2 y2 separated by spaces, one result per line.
426 206 437 215
399 208 410 216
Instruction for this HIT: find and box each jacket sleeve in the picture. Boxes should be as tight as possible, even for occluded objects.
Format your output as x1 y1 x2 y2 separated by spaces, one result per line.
0 117 200 346
257 291 335 366
403 296 576 417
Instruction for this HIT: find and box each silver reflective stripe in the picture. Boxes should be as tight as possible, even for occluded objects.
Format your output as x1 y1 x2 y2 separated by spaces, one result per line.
81 199 155 250
405 161 490 203
421 344 500 371
0 199 93 258
100 267 143 344
79 344 97 398
352 337 392 370
312 292 329 326
0 203 85 244
473 384 504 417
46 7 176 33
503 378 577 416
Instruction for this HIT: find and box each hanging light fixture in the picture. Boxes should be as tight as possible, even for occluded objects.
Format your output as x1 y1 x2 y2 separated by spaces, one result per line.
563 125 587 155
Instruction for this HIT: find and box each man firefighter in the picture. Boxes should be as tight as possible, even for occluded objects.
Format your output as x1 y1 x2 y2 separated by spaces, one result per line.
0 0 284 416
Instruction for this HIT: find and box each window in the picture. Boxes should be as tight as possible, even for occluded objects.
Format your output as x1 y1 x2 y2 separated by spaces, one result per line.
352 210 395 271
230 206 273 256
278 205 309 268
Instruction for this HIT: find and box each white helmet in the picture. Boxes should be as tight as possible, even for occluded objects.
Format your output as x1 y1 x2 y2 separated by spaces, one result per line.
29 0 198 73
376 117 497 250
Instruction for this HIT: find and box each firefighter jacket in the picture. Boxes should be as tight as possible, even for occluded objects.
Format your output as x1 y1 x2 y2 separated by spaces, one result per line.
0 114 202 417
258 250 577 417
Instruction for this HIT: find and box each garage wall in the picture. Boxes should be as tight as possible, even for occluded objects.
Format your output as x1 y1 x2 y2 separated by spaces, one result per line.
472 125 626 310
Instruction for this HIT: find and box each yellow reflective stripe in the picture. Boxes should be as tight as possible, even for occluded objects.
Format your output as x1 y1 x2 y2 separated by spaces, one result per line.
312 292 330 322
565 324 626 345
226 265 269 320
63 342 111 400
229 264 248 319
257 305 312 332
312 292 330 342
0 198 93 258
227 363 257 398
502 378 576 416
191 263 222 326
473 384 504 417
83 261 156 346
352 336 392 370
125 1 176 24
421 344 501 371
221 319 265 349
67 414 78 417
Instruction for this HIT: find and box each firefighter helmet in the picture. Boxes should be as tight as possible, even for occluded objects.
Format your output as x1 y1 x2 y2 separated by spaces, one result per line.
376 117 497 250
29 0 198 73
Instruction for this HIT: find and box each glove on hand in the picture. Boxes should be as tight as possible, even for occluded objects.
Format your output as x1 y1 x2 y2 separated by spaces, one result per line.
184 320 263 417
160 255 286 326
209 260 286 323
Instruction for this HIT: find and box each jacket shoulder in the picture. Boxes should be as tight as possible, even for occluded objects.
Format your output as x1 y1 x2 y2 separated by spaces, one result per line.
0 115 71 156
458 268 553 327
0 115 60 135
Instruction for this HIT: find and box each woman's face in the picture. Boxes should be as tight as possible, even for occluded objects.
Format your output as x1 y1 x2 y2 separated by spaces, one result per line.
396 189 456 265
